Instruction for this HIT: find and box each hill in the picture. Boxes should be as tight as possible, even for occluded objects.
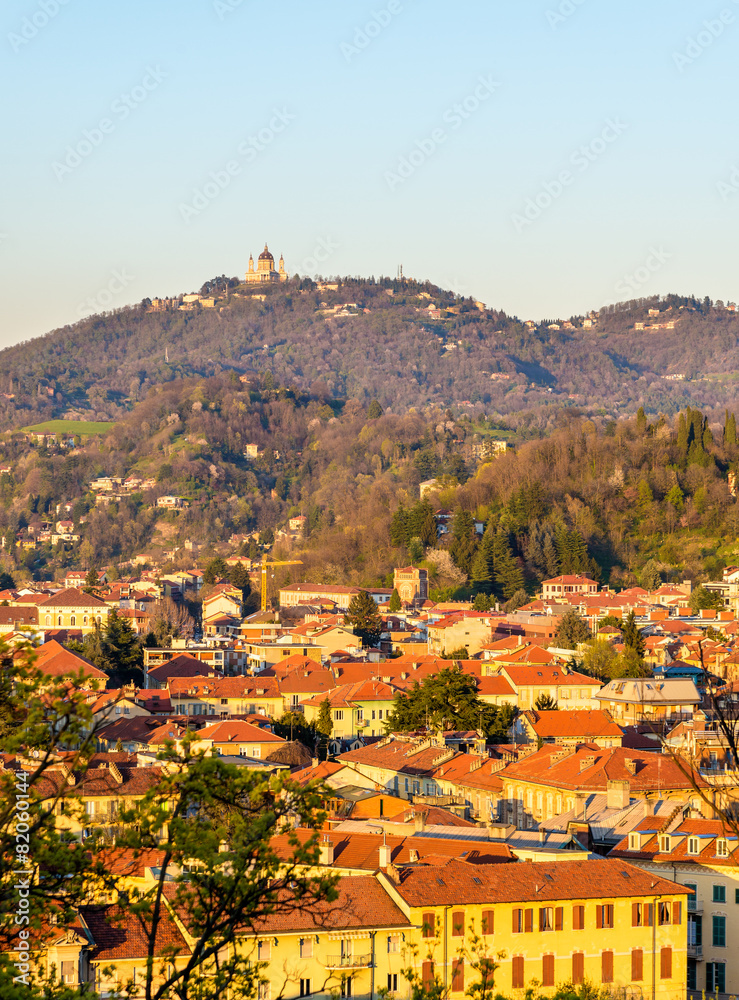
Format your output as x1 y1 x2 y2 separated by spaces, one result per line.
1 278 739 430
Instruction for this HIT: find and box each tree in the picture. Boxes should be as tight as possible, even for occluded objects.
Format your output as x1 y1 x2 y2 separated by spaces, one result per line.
103 608 144 683
689 585 726 613
345 590 383 646
315 697 333 759
621 610 646 658
502 589 529 613
581 638 619 679
639 559 663 591
554 610 591 649
449 509 478 577
472 591 492 611
492 530 524 600
0 643 341 1000
385 667 516 741
534 693 558 711
367 399 383 419
228 562 252 604
0 571 15 591
388 588 402 612
83 566 99 594
469 545 493 595
149 597 195 646
273 711 316 750
204 556 228 585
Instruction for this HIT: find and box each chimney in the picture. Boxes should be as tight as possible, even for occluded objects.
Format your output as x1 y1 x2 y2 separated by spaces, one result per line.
319 835 334 866
644 797 654 817
378 841 392 868
409 848 420 862
414 811 426 833
624 758 637 776
108 763 124 784
606 779 630 810
538 828 546 844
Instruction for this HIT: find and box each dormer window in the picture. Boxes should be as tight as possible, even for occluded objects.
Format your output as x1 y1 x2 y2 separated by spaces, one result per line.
659 835 670 853
629 833 639 850
688 837 700 855
716 839 729 858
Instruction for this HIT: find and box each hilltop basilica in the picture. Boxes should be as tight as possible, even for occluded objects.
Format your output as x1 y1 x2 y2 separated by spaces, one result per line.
245 244 288 284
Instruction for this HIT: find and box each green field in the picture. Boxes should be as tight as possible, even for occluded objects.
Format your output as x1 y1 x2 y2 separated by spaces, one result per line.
22 420 115 436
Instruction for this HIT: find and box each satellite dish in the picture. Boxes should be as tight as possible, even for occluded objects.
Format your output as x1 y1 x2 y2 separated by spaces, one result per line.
32 749 40 758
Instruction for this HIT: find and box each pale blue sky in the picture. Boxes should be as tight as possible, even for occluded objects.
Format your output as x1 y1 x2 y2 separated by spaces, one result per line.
1 0 737 345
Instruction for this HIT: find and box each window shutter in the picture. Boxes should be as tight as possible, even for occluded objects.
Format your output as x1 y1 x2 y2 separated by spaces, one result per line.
660 947 672 980
422 912 435 938
422 963 434 989
572 952 584 985
631 949 643 981
452 911 464 937
512 908 521 933
524 908 533 933
539 908 546 932
596 906 602 929
645 903 653 927
555 907 563 931
542 954 555 987
632 902 639 926
673 901 681 925
573 905 584 930
601 951 613 983
482 909 494 935
512 956 524 989
452 959 464 993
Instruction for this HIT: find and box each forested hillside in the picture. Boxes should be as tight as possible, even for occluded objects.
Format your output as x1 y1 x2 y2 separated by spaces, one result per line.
2 276 739 430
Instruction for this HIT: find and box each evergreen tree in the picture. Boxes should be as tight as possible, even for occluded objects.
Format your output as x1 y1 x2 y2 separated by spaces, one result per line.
104 608 144 683
724 410 737 447
204 556 229 584
408 498 437 547
390 504 409 547
449 509 478 577
83 566 99 594
677 412 688 454
534 693 558 711
316 697 333 759
345 590 383 646
388 588 402 612
689 586 726 613
470 545 493 595
554 609 591 649
367 399 383 419
472 591 492 611
636 406 647 436
542 534 560 578
621 610 645 658
228 563 252 605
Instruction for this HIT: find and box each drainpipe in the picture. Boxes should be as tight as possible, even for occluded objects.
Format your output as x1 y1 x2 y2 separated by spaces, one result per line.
370 931 375 1000
443 906 450 991
652 895 661 1000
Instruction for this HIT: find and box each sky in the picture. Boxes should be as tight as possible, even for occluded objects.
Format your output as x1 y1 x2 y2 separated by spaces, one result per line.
1 0 737 347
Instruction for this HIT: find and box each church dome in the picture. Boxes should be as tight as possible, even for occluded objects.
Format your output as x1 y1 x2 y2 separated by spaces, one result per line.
258 245 274 262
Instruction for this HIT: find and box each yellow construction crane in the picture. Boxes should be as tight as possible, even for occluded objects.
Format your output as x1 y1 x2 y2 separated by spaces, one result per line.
260 559 303 612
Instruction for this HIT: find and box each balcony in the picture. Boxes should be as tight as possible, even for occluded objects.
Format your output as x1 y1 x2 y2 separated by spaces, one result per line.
325 954 372 970
687 943 703 960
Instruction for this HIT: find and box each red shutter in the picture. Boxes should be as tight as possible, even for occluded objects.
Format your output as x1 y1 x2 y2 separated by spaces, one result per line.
512 956 524 989
452 959 464 993
452 911 464 937
524 908 533 933
601 951 613 983
422 912 435 938
512 908 521 933
422 962 434 989
596 906 602 929
632 949 643 982
539 908 546 932
672 901 682 925
482 909 494 935
572 952 584 985
645 903 653 927
632 902 639 927
555 907 563 931
660 947 672 980
572 905 584 930
542 954 554 987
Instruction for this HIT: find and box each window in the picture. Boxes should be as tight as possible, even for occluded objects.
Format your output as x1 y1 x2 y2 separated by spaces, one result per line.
572 952 584 985
512 957 524 990
482 909 494 935
572 905 584 930
716 838 729 857
659 834 670 852
378 710 383 720
70 616 76 626
707 962 726 993
689 915 702 947
601 951 613 984
371 710 376 720
252 747 261 758
512 908 523 933
452 911 464 936
596 904 614 928
660 947 672 980
387 974 398 993
452 959 464 992
258 940 271 961
60 961 75 985
422 912 435 938
685 882 697 911
712 915 726 947
542 954 554 987
299 980 311 997
299 938 313 959
712 883 726 903
340 978 352 997
539 907 554 932
259 983 270 1000
632 902 653 927
688 836 700 855
628 832 639 850
687 960 697 991
334 710 344 722
85 800 95 816
631 949 643 982
45 615 50 626
658 901 671 925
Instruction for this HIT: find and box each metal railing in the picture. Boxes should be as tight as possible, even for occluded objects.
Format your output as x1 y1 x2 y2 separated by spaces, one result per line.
325 954 372 969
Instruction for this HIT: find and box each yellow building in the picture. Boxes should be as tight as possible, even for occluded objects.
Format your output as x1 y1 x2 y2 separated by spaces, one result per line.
245 244 288 284
378 856 688 1000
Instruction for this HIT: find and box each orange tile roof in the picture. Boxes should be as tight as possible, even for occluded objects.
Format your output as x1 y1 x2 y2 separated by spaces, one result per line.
197 719 285 743
39 587 108 608
522 709 623 739
610 816 737 866
82 903 191 961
